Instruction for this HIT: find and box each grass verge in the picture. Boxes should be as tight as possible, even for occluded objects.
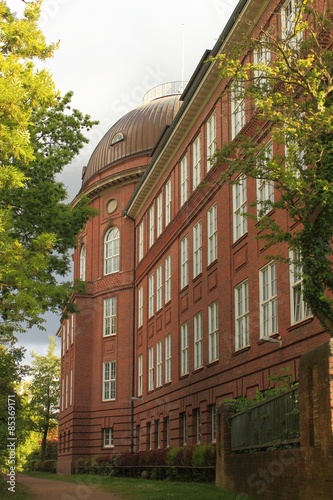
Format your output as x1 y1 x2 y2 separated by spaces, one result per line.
0 475 33 500
23 471 241 499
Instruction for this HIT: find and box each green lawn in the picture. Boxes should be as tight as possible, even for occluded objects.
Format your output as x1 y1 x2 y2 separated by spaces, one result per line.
0 476 33 500
23 472 241 499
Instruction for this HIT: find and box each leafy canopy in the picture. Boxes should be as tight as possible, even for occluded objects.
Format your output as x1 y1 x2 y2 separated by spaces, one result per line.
211 0 333 334
0 1 98 339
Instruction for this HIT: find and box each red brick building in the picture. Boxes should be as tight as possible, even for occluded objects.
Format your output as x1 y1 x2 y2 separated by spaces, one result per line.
57 0 330 474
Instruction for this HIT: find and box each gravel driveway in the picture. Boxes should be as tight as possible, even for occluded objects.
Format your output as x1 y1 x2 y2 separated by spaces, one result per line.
17 473 121 500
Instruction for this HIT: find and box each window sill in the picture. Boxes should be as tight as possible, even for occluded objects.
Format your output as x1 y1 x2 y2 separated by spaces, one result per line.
207 359 219 367
287 316 313 332
103 445 114 449
232 345 251 355
232 232 248 248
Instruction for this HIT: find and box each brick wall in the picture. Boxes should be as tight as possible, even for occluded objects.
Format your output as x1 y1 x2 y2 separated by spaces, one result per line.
216 339 333 499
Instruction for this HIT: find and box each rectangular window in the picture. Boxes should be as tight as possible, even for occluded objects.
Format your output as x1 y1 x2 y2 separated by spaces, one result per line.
207 204 217 265
289 248 311 324
157 192 163 238
103 428 114 447
148 347 154 391
147 422 152 450
206 112 216 171
260 262 278 337
70 314 74 345
155 419 160 449
180 412 187 445
138 222 144 262
180 236 189 289
208 302 219 363
66 318 70 351
231 81 246 139
193 135 201 189
65 373 68 409
103 361 116 401
282 0 302 46
195 409 201 443
61 378 64 411
180 322 189 376
104 297 117 336
165 255 171 303
62 325 65 357
257 141 274 218
156 266 163 311
211 405 217 442
193 220 202 278
235 280 249 350
180 154 188 206
138 287 143 328
254 39 271 87
149 205 155 247
149 274 154 318
163 417 170 448
165 334 171 383
165 179 172 226
138 354 143 397
156 341 163 387
70 369 73 406
194 312 203 370
233 175 247 242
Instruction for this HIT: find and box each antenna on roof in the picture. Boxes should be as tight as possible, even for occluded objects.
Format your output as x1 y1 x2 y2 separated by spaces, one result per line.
181 24 185 83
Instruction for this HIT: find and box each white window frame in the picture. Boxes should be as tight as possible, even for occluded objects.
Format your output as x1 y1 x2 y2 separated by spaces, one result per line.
282 0 302 46
156 266 163 311
260 262 278 338
148 347 154 391
206 112 216 171
193 135 201 189
165 334 171 383
180 154 188 206
65 373 68 409
104 227 120 275
207 203 217 265
103 428 114 447
194 312 203 370
180 236 189 289
79 244 86 280
233 175 247 242
257 141 274 218
103 297 117 336
138 287 143 328
156 341 163 388
208 302 219 363
70 369 73 406
180 322 189 376
231 80 246 139
235 280 250 350
138 222 144 262
193 220 202 278
103 361 116 401
165 255 171 304
149 274 154 318
138 354 143 397
157 193 163 238
254 38 271 87
165 179 172 226
289 248 311 324
149 204 155 248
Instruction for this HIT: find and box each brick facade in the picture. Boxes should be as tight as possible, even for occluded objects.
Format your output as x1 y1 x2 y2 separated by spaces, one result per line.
57 0 331 479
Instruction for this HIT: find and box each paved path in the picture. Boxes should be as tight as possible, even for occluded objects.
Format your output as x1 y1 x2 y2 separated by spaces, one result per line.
17 473 122 500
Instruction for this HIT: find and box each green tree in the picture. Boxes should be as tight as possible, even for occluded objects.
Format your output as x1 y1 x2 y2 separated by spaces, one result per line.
212 0 333 334
0 342 29 468
0 1 97 339
28 337 60 461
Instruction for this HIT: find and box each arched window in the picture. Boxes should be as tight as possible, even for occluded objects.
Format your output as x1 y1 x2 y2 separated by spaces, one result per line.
79 244 86 280
104 227 120 274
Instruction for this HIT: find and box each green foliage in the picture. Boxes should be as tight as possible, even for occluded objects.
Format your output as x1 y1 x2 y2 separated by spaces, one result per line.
211 0 333 335
0 1 98 338
27 337 60 460
220 368 297 414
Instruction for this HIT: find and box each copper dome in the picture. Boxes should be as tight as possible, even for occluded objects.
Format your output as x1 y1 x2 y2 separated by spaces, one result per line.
82 92 183 185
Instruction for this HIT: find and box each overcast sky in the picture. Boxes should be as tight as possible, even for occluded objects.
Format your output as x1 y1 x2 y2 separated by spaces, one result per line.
9 0 239 361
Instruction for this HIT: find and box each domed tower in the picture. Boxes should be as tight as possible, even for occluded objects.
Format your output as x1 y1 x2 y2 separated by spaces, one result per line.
57 83 185 474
